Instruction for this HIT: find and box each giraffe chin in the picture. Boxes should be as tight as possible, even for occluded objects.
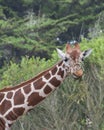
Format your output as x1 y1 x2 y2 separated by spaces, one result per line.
72 74 82 80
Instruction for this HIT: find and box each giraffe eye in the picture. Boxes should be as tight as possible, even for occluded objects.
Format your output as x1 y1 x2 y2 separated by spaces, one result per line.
64 57 68 62
82 58 84 61
80 56 84 62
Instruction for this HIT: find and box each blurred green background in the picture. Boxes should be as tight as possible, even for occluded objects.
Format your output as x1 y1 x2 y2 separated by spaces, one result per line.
0 0 104 130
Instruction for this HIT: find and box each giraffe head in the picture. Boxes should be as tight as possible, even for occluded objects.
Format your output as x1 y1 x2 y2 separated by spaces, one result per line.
57 42 92 79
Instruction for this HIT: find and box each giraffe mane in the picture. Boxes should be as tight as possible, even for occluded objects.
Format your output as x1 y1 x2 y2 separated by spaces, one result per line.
0 61 61 92
0 68 51 92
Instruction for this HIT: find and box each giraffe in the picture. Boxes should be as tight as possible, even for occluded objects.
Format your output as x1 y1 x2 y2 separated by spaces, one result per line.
0 42 92 130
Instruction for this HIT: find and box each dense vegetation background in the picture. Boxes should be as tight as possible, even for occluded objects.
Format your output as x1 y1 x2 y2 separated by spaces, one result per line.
0 0 104 130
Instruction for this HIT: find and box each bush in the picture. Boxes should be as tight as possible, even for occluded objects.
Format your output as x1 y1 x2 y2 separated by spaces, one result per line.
0 36 104 130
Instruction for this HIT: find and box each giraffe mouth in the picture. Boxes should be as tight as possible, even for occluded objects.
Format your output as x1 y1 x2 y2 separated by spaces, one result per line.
72 73 82 79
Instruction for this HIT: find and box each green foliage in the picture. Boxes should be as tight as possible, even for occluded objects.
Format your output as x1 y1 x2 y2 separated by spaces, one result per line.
0 53 58 88
0 0 104 130
1 35 104 87
0 0 103 70
81 35 104 66
0 0 103 55
88 11 104 39
0 37 104 130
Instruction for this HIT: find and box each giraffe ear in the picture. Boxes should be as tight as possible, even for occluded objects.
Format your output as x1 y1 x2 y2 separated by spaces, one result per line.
56 48 65 59
81 49 93 59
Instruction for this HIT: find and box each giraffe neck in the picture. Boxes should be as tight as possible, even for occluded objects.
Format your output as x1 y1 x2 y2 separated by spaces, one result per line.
0 60 68 130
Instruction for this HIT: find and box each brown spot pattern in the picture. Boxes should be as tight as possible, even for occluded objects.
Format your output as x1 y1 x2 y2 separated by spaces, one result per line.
7 92 13 99
51 67 57 75
44 85 52 94
50 77 61 87
57 68 64 78
58 61 63 66
33 78 45 89
28 92 44 106
44 72 51 80
0 117 5 130
13 107 25 117
0 100 12 115
0 93 4 102
14 89 25 105
5 111 18 121
23 84 31 94
62 64 65 68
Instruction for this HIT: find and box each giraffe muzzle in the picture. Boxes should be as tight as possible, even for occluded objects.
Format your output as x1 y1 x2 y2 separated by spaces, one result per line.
73 69 83 79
